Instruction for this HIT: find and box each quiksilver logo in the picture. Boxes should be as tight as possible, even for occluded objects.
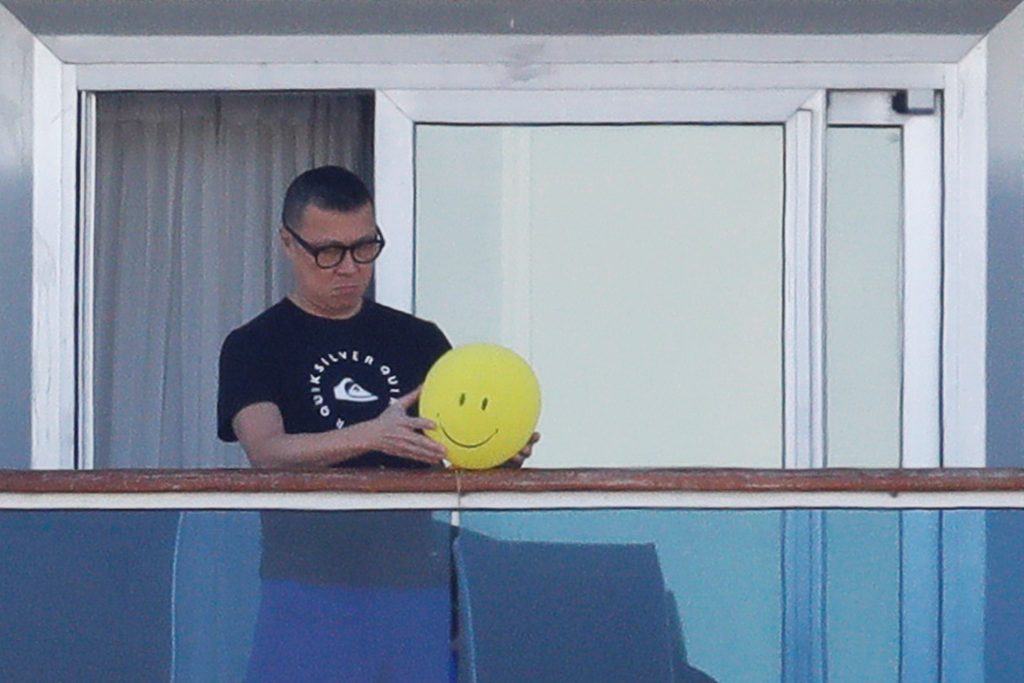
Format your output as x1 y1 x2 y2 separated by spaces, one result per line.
307 348 402 428
334 378 378 403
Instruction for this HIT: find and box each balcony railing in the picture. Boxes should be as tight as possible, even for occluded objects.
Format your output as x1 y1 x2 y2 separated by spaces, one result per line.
0 468 1019 682
2 466 1023 507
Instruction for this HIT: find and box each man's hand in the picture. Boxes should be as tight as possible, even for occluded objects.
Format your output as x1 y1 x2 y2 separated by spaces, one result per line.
362 387 448 465
502 432 540 469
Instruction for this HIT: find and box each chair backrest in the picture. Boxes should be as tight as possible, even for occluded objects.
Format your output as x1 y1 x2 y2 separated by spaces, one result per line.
454 530 675 683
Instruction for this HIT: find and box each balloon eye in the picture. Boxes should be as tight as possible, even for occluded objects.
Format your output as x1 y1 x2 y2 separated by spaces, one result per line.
459 393 466 406
481 398 489 411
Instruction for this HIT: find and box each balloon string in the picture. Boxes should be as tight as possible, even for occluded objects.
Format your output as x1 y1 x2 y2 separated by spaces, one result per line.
455 469 464 511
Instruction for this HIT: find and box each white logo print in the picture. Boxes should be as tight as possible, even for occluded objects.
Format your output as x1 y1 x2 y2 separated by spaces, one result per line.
334 377 379 403
308 349 401 425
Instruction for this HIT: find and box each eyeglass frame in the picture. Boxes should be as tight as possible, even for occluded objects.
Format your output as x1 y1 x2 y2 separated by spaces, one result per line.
282 223 386 269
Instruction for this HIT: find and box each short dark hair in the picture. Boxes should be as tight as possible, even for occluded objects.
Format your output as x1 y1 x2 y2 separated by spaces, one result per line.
281 166 372 230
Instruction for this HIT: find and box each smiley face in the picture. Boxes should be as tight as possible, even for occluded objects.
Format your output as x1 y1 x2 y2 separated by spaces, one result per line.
420 344 541 470
437 392 498 449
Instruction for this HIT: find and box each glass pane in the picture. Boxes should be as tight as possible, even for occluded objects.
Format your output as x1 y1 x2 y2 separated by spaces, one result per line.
416 124 784 468
986 510 1024 683
459 509 782 683
0 507 1001 681
457 508 988 683
0 509 453 682
825 511 900 682
825 127 903 467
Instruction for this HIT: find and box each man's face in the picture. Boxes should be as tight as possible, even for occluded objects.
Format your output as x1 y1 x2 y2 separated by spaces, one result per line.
282 202 377 318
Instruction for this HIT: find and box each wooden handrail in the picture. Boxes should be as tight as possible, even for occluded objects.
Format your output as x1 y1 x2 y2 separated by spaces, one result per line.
1 467 1023 494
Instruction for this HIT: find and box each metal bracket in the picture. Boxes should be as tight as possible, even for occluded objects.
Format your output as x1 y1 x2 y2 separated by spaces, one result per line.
892 89 937 115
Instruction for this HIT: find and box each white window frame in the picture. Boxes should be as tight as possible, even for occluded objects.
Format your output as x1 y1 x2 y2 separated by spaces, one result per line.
376 86 945 471
376 87 830 472
14 32 996 683
825 90 945 468
29 35 986 472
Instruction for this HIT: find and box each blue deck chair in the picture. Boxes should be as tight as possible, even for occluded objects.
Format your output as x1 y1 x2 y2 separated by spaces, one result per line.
453 531 677 683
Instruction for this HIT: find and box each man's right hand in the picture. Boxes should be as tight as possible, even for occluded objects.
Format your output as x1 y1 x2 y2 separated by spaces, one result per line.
362 387 448 465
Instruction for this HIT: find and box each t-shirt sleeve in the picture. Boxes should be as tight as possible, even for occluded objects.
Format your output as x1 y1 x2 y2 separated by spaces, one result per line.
217 327 277 442
424 322 453 365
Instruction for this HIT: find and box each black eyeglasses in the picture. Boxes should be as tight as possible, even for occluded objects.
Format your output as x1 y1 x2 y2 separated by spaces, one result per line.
283 224 386 268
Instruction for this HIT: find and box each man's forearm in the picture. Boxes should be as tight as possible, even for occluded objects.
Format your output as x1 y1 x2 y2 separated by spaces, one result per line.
234 394 445 468
244 422 377 469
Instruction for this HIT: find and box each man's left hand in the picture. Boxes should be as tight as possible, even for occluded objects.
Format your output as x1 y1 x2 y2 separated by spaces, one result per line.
502 432 540 468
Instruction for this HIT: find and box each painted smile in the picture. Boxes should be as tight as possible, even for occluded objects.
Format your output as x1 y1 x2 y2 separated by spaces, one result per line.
439 423 498 449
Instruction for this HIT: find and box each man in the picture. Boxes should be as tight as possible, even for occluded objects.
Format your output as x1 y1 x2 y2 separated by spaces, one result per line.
220 165 535 467
221 166 446 468
217 166 534 682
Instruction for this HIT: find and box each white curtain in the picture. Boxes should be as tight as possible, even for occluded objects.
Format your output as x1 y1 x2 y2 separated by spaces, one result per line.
93 92 373 468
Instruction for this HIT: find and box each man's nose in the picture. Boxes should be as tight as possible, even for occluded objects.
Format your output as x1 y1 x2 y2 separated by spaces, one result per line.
333 251 359 274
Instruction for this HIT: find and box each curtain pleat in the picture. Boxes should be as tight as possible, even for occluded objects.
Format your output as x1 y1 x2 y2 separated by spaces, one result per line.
93 92 374 468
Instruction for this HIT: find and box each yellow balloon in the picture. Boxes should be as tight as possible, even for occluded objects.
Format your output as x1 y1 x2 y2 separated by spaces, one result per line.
421 344 541 470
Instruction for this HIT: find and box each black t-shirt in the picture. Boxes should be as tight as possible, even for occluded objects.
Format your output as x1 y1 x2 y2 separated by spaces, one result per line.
217 297 453 586
218 297 451 466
